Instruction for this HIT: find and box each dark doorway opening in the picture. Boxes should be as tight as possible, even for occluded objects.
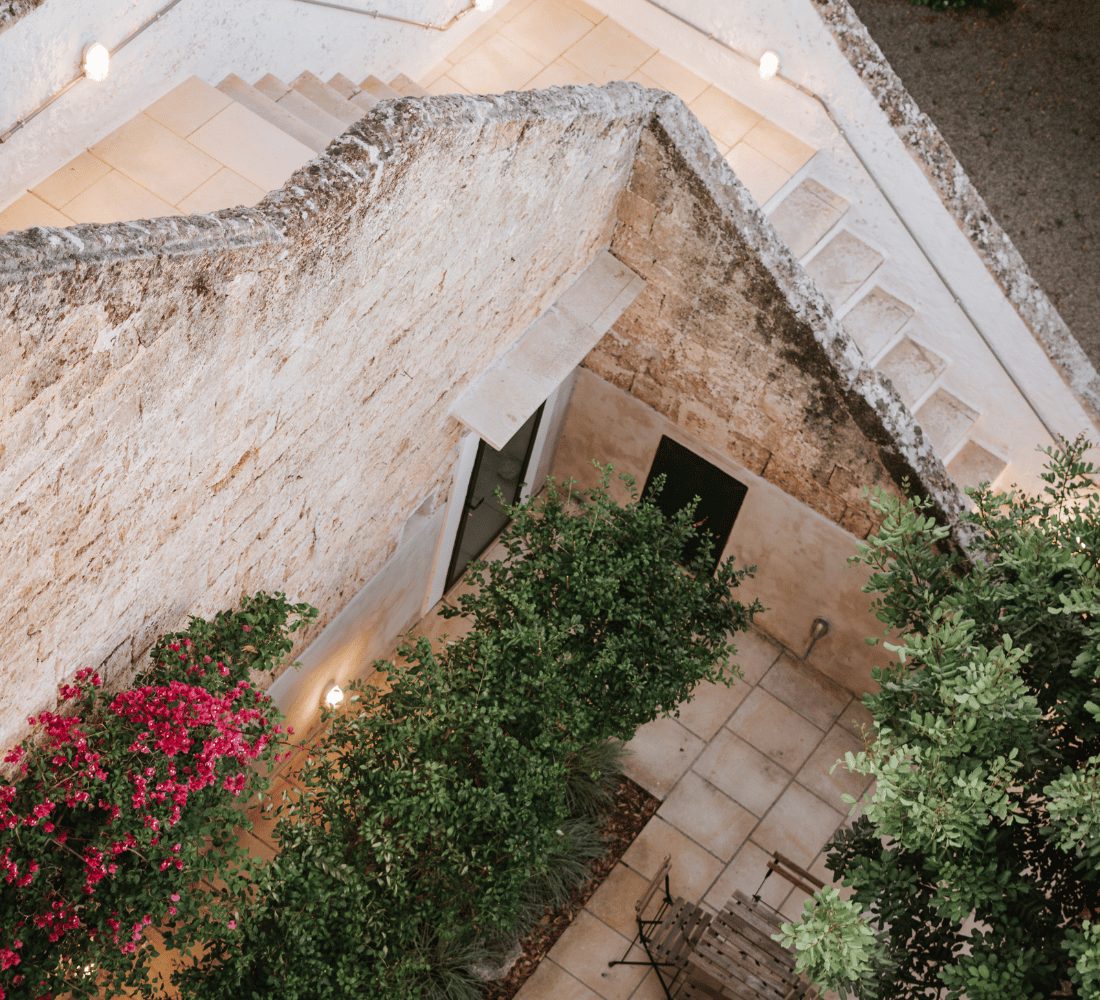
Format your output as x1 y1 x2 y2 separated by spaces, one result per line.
642 435 748 574
445 404 545 592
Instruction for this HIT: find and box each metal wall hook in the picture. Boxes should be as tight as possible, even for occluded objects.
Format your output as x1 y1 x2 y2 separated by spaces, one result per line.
803 617 830 660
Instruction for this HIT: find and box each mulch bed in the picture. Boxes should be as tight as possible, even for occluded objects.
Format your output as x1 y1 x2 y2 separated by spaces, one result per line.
482 775 660 1000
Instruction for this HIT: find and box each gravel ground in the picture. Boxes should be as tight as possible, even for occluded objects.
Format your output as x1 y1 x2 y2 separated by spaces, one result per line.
846 0 1100 371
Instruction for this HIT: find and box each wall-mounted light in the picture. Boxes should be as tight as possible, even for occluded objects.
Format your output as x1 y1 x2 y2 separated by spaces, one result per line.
82 43 111 83
473 0 496 10
323 683 344 708
758 50 780 82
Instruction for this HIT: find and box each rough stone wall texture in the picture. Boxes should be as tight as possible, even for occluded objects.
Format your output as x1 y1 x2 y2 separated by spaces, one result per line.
588 95 968 544
0 84 654 750
812 0 1100 422
0 0 44 36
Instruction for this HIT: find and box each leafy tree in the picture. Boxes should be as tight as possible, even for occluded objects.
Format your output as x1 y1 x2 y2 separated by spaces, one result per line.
780 438 1100 999
203 466 761 997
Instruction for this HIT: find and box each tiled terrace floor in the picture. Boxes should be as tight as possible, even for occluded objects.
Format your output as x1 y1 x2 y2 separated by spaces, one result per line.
401 540 871 1000
424 0 816 209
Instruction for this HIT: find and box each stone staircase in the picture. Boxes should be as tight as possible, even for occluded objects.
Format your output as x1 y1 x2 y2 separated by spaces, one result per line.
0 70 429 234
766 177 1007 494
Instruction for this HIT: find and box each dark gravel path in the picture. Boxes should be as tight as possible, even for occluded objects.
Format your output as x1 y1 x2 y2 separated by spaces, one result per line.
846 0 1100 370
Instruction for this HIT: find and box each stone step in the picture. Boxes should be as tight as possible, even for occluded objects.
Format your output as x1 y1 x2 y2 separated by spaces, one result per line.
254 74 346 141
360 75 402 101
389 73 429 98
328 73 378 112
217 73 328 154
290 70 362 126
768 179 849 260
804 230 883 310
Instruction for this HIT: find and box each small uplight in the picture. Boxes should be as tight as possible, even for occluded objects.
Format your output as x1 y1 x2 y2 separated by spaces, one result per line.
758 50 780 82
82 42 110 83
324 683 344 708
473 0 496 10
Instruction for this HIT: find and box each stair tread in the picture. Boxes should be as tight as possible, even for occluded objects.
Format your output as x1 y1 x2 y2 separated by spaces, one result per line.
290 70 362 126
360 74 402 101
217 74 328 154
255 73 290 102
390 73 428 98
327 73 361 100
277 89 346 140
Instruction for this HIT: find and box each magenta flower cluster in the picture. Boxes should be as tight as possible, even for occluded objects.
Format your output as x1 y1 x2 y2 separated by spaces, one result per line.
0 606 301 1000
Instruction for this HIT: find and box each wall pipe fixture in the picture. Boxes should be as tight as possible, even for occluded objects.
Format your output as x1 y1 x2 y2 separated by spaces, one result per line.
803 617 830 661
285 0 480 31
0 0 188 144
635 0 1063 447
0 0 479 144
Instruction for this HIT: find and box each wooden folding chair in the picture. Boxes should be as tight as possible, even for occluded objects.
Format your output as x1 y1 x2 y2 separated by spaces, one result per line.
607 855 712 1000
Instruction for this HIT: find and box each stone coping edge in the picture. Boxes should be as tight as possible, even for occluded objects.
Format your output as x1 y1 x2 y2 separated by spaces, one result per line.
0 0 45 37
811 0 1100 425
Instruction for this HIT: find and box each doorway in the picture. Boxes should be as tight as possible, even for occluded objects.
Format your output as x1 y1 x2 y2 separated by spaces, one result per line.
444 403 545 591
642 435 748 574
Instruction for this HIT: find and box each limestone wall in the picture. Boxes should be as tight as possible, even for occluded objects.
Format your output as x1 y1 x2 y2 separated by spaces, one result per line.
0 85 652 750
587 95 965 541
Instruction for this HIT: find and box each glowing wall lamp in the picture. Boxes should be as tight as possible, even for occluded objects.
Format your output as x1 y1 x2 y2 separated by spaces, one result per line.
758 50 779 82
474 0 496 10
82 43 111 83
323 683 344 708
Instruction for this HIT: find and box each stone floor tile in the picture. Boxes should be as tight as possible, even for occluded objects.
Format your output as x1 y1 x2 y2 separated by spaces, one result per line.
674 669 750 741
841 286 913 360
703 840 789 912
177 167 265 215
759 652 851 731
145 75 234 139
808 852 854 901
623 715 705 800
630 967 683 1000
0 192 74 234
727 141 790 204
30 151 112 210
559 0 605 22
494 0 539 21
514 956 601 1000
64 170 179 225
692 727 790 817
805 231 884 309
562 19 656 84
620 816 725 904
726 688 824 773
635 52 709 104
730 626 784 685
549 910 648 999
688 86 761 150
794 724 872 813
526 57 598 89
915 388 979 457
585 862 649 938
91 112 222 206
752 784 844 868
190 102 314 192
656 771 757 862
778 884 815 923
425 74 471 96
445 12 506 63
768 178 849 260
741 118 816 174
501 0 596 65
450 32 545 94
836 696 874 741
420 60 453 87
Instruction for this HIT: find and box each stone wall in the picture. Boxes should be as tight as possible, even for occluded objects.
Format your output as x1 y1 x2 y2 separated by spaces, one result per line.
587 95 966 541
0 85 653 750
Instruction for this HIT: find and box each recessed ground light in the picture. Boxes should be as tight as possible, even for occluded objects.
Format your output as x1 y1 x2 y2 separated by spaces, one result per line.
758 50 780 81
324 683 344 707
82 42 110 83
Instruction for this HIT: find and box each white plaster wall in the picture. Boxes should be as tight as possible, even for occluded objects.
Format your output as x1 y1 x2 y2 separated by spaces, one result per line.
553 368 885 698
0 0 490 208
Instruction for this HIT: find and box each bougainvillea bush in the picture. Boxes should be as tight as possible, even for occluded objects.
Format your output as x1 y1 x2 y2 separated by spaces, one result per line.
0 592 316 1000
